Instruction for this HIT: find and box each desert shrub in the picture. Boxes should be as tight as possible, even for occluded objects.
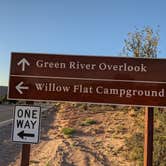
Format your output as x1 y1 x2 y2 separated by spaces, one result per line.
81 119 97 126
153 109 166 165
61 127 76 136
124 109 166 165
153 135 166 166
125 132 144 163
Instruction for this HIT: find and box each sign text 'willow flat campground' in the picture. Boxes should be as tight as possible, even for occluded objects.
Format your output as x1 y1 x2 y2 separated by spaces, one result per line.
8 52 166 107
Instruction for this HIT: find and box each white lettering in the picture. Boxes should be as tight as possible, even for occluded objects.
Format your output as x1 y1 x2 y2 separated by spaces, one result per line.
73 85 93 94
159 89 165 97
36 60 66 69
95 87 165 98
35 83 70 92
98 63 147 72
69 61 96 70
98 63 107 71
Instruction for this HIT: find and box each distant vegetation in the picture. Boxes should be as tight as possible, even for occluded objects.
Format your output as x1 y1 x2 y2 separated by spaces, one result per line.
0 95 17 104
0 95 6 104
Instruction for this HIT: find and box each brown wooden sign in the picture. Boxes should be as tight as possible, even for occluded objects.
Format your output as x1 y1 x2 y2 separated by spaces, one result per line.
8 52 166 107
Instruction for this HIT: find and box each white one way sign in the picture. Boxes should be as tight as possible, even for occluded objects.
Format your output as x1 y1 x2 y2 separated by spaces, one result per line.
12 106 41 144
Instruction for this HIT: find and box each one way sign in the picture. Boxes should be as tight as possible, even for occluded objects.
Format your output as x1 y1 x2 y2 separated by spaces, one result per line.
12 105 41 144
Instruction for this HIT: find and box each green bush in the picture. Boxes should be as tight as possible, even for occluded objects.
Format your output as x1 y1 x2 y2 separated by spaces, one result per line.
81 119 97 126
61 127 76 136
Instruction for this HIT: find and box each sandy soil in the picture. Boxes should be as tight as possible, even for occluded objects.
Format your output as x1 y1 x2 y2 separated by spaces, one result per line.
10 103 140 166
1 103 139 166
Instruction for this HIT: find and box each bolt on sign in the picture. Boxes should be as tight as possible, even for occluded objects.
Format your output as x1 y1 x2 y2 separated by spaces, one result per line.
12 105 41 144
8 52 166 107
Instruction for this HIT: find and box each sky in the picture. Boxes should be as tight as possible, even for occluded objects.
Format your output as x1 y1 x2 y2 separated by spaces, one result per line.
0 0 166 86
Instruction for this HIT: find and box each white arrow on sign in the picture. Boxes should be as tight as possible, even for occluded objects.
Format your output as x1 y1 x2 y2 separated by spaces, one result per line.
16 81 29 94
17 58 30 71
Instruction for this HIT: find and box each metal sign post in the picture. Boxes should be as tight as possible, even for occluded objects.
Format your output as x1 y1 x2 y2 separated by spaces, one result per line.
21 144 31 166
144 107 154 166
20 101 34 166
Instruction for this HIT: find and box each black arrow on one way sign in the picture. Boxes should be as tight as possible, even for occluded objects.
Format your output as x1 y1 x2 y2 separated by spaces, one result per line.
17 130 35 139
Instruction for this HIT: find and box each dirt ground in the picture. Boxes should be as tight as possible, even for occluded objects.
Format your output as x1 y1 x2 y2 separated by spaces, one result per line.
1 103 139 166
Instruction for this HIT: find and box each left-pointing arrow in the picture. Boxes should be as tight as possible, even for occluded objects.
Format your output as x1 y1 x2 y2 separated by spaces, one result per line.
16 81 29 94
17 130 35 139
